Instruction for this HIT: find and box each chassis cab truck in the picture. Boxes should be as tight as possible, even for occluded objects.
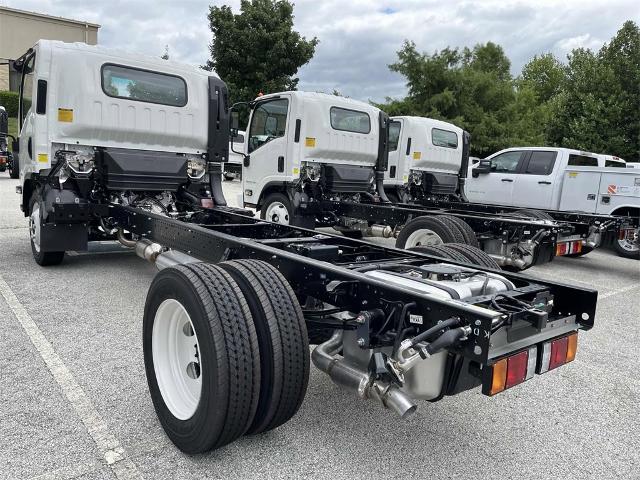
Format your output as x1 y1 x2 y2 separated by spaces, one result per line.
240 92 389 227
13 40 597 455
469 147 640 259
385 116 469 204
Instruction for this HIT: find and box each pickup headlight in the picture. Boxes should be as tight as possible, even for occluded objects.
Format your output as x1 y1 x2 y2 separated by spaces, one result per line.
187 155 207 180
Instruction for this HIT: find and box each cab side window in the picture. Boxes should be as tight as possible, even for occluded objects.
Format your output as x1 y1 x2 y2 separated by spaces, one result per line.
490 151 522 173
248 98 289 153
568 154 597 167
523 151 557 175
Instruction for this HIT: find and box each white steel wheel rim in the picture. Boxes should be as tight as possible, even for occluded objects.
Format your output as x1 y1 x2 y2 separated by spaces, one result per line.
30 203 41 253
405 228 443 248
618 229 639 252
265 201 290 225
152 299 202 420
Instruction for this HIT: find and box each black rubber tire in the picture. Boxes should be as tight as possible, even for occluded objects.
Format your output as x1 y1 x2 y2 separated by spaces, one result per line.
441 243 502 269
395 216 462 249
613 229 640 259
9 154 18 179
260 193 292 224
409 244 469 263
143 263 261 454
218 259 310 435
445 216 479 247
29 192 65 266
517 208 554 221
435 216 468 244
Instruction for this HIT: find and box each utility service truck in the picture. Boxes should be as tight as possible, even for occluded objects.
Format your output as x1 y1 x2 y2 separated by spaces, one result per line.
239 104 605 269
469 147 640 258
14 40 596 455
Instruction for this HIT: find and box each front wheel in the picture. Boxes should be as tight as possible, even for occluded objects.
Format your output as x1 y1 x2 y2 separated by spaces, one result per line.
260 193 292 225
614 227 640 259
29 193 65 266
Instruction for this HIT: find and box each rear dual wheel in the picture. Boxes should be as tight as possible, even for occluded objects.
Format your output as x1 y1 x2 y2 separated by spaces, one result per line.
614 227 640 259
144 261 309 454
395 215 478 250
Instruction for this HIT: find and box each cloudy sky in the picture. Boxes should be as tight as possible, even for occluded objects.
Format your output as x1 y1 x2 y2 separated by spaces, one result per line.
3 0 637 101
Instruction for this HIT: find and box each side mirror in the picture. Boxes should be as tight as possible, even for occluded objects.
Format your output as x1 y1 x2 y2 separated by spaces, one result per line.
243 155 250 168
230 127 239 139
12 139 20 153
472 159 491 177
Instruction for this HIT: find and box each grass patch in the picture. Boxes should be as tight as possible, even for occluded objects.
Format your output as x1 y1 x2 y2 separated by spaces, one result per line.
7 116 18 151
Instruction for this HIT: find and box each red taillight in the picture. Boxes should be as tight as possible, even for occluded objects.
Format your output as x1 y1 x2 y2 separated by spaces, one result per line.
505 350 529 388
556 241 582 256
484 332 579 396
549 336 569 370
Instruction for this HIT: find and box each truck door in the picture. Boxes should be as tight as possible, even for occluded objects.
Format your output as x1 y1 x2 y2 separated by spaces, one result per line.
465 150 525 205
385 119 403 187
510 150 558 209
242 97 291 207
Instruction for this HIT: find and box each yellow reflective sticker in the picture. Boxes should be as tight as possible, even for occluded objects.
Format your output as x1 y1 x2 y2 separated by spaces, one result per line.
58 108 73 122
569 172 578 178
413 151 422 160
403 175 409 182
37 154 48 163
305 137 316 147
293 167 300 175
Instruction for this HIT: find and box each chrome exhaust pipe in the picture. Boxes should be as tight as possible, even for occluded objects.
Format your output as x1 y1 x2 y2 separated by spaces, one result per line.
312 330 418 417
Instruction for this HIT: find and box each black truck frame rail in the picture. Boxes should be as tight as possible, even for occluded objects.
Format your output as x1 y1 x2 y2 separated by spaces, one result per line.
111 202 596 369
320 199 593 266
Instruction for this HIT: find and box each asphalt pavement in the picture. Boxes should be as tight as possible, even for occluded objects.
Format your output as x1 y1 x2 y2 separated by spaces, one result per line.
0 174 638 479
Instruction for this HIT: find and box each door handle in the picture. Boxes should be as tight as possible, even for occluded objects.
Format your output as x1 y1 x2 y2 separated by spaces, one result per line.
538 181 552 185
277 156 284 173
501 178 513 182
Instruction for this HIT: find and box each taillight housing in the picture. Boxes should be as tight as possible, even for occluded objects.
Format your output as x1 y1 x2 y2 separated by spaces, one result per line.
483 332 578 396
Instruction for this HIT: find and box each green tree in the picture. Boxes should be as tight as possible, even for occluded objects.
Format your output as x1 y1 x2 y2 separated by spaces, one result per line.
549 21 639 160
382 41 539 156
204 0 318 104
519 53 566 103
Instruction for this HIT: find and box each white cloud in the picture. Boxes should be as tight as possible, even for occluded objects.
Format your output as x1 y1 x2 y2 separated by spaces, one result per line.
3 0 635 101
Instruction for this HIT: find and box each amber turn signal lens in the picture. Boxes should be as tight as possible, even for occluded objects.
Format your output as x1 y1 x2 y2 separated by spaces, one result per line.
566 332 578 363
489 358 508 396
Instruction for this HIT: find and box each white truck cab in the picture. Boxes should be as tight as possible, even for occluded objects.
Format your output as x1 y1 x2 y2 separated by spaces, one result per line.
239 92 388 226
385 116 468 203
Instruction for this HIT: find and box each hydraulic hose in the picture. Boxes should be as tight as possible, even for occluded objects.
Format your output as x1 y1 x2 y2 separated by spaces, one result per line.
424 327 469 356
408 317 460 348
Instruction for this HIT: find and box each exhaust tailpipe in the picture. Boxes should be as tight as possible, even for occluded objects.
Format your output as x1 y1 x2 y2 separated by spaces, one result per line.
312 331 417 417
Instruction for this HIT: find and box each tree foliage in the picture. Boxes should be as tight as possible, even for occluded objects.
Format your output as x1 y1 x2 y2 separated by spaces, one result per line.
380 20 640 161
205 0 318 104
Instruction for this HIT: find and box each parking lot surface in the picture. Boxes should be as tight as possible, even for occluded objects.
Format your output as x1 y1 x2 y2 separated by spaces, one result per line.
1 174 639 479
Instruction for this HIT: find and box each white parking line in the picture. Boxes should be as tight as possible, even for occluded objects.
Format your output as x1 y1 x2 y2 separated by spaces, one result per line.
0 275 144 480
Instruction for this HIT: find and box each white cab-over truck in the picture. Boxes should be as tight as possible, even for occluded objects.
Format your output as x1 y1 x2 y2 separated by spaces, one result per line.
469 147 640 258
12 40 598 455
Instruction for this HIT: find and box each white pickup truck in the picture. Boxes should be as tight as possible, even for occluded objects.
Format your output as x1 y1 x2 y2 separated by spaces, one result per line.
468 147 640 258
